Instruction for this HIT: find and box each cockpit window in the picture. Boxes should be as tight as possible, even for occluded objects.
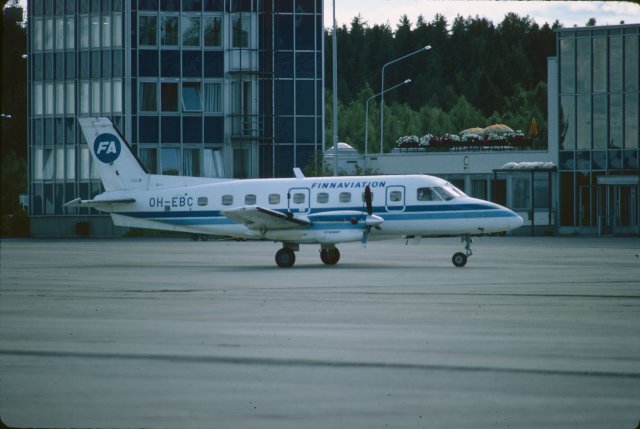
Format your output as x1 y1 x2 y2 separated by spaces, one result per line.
433 186 458 201
417 187 441 201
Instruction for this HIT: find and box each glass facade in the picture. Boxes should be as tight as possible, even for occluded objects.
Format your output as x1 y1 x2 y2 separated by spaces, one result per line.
557 25 639 233
27 0 324 233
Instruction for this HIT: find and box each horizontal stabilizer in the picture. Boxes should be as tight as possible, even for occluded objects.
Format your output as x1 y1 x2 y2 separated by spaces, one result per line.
64 197 136 209
223 206 311 230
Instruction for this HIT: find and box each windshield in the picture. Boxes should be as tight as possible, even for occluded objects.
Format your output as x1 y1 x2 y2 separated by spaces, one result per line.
433 186 462 201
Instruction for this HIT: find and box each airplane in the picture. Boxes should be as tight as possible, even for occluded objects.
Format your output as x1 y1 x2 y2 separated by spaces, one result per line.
66 117 524 268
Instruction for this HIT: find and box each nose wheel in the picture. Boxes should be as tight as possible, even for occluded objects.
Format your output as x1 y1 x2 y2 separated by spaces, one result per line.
452 235 473 267
320 246 340 265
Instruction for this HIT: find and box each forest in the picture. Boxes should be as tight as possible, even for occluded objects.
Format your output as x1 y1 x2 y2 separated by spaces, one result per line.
323 12 560 154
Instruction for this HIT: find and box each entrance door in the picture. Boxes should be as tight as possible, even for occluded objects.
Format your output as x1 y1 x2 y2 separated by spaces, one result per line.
613 185 639 234
385 185 405 212
288 187 310 214
598 184 640 235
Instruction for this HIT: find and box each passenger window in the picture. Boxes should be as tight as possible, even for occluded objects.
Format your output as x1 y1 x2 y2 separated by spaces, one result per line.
339 192 351 203
389 191 403 202
317 192 329 203
362 191 375 202
293 193 305 204
197 197 208 206
221 195 233 206
245 194 257 205
417 187 440 201
269 194 280 204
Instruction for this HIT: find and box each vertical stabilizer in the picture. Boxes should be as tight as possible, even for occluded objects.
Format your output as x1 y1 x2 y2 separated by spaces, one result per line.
78 117 148 191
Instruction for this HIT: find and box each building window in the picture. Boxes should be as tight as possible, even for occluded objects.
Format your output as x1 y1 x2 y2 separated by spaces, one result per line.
139 147 158 174
91 15 100 48
65 17 74 49
183 148 201 176
80 80 90 114
91 80 101 114
204 82 222 113
55 82 64 115
161 147 180 175
204 15 222 46
231 14 249 48
113 14 122 47
33 18 43 51
44 17 53 50
161 15 179 46
203 148 224 177
45 82 53 115
33 83 43 115
139 15 157 46
182 15 200 47
102 15 111 48
66 81 75 114
182 82 203 112
161 82 179 112
112 79 122 113
55 17 64 50
140 82 158 112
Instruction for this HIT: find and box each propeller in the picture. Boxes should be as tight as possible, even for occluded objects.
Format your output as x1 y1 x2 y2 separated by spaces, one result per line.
361 185 383 246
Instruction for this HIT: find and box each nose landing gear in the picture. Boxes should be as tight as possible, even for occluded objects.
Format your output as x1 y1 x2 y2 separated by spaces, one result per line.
452 235 473 267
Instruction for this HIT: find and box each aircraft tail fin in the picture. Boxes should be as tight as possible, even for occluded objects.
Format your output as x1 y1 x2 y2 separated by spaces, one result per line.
78 117 148 191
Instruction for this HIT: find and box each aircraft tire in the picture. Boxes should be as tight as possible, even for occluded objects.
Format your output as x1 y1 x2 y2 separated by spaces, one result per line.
275 248 296 268
452 252 468 267
320 248 340 265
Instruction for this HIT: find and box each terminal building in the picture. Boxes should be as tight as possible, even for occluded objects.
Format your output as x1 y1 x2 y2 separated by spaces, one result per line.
25 10 638 237
26 0 324 236
327 23 639 236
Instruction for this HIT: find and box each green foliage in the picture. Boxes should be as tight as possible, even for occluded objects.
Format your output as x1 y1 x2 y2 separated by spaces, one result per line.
326 12 554 151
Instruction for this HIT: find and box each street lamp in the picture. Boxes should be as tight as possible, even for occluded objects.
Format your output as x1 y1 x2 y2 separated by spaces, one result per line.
365 79 411 170
380 45 431 154
331 0 338 176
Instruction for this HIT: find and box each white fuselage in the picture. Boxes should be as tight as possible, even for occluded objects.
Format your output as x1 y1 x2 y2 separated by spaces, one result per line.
95 174 523 244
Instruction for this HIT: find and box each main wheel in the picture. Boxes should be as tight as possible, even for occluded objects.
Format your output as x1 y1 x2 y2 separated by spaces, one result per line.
275 248 296 268
320 248 340 265
452 252 468 267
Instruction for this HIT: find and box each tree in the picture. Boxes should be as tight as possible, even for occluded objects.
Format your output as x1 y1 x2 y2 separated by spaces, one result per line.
1 3 29 235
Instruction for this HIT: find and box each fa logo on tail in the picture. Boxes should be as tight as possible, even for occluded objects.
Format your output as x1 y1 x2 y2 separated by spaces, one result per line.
94 133 121 164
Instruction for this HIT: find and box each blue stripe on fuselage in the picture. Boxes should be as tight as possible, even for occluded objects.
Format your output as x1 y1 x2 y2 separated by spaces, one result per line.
115 203 516 227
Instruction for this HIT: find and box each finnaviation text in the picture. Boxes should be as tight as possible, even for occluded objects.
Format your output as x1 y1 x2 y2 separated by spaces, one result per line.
310 181 386 190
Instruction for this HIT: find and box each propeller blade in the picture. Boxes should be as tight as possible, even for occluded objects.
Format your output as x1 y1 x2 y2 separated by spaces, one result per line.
364 185 373 215
361 226 371 247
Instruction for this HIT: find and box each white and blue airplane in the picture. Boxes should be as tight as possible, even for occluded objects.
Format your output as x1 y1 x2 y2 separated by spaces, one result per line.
66 117 523 268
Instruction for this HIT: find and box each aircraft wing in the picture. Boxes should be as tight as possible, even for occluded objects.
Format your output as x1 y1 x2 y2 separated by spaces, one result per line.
64 197 136 209
222 206 311 230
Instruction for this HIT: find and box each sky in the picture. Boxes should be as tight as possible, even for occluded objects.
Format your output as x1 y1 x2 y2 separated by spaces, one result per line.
6 0 640 29
324 1 640 30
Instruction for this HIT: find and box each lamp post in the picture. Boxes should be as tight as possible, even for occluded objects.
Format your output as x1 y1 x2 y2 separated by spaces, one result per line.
365 79 411 170
331 0 338 176
380 45 430 154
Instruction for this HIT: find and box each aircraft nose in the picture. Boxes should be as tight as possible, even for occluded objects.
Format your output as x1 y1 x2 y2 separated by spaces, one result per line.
510 211 524 230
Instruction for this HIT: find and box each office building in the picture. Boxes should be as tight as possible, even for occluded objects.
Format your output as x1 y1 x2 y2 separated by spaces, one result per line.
27 0 324 236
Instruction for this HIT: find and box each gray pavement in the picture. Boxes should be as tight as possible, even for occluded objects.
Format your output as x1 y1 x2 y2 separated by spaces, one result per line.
1 236 639 428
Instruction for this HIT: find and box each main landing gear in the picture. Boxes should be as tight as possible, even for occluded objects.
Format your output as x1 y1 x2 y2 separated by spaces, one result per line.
452 235 473 268
274 243 341 268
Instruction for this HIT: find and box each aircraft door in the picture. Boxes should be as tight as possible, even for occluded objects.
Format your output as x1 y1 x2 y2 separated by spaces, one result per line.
385 185 406 211
288 187 310 214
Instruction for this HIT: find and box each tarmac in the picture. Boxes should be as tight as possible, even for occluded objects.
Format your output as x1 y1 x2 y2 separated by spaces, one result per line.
1 236 639 429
